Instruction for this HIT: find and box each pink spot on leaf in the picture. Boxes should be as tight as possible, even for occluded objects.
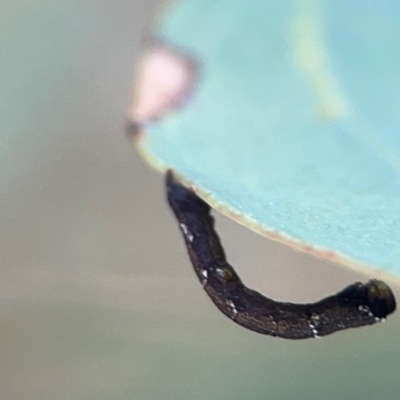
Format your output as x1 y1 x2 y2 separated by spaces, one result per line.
130 40 200 124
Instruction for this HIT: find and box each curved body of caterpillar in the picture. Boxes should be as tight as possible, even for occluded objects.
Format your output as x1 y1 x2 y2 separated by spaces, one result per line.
166 170 396 339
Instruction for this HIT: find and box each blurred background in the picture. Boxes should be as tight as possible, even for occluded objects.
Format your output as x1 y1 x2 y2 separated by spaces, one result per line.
1 1 399 399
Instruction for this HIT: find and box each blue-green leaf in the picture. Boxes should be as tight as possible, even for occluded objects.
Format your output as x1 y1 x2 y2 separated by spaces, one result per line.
135 0 400 279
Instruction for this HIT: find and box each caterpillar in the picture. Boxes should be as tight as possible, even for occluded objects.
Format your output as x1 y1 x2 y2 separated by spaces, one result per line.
166 170 396 339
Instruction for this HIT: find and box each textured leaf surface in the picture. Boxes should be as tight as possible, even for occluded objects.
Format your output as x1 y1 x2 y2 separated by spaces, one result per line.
135 0 400 278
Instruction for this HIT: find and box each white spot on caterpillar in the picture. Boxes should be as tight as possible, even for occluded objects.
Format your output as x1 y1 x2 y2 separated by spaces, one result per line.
227 300 238 318
358 305 376 319
309 323 320 338
180 223 194 242
358 305 370 313
201 270 208 287
311 313 320 321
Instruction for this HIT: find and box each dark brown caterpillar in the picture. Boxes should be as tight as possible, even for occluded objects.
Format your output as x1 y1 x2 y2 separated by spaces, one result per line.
166 170 396 339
